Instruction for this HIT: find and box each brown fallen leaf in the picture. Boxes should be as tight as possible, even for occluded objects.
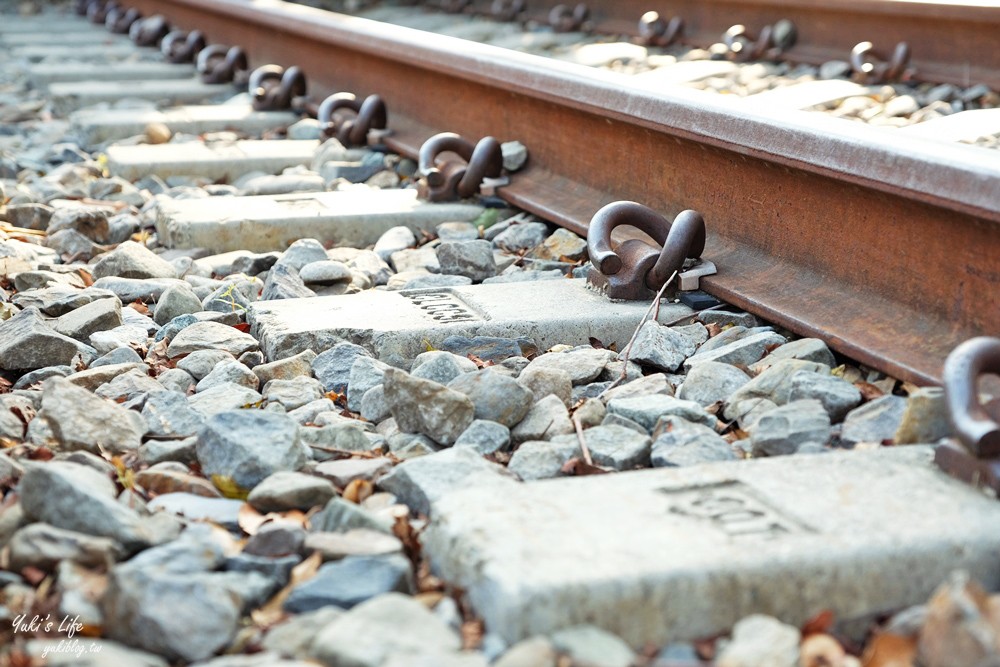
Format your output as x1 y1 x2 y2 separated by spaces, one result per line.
251 551 323 628
802 609 836 636
238 503 268 536
343 478 374 504
862 633 916 667
127 300 148 316
705 322 722 338
461 618 484 650
560 457 609 476
76 268 94 287
855 382 885 402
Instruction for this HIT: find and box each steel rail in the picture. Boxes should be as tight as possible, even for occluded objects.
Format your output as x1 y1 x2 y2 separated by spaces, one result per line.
123 0 999 386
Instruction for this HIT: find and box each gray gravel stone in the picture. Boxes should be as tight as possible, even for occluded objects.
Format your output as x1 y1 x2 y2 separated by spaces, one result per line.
626 321 698 372
166 321 258 357
285 554 412 612
315 457 393 487
91 346 144 368
436 221 479 242
495 637 558 667
312 342 372 393
276 238 329 272
38 377 144 454
202 281 252 314
177 349 234 380
288 398 337 424
895 387 952 444
244 522 306 557
248 471 338 512
447 369 533 427
518 365 572 406
157 367 196 394
786 370 862 422
348 356 392 412
716 614 800 667
440 335 536 362
454 419 511 455
492 221 549 252
300 260 352 286
685 330 786 369
508 439 580 480
196 358 260 393
606 394 716 431
153 282 204 325
300 422 374 455
308 593 462 667
265 376 325 410
196 410 309 489
677 361 750 406
53 297 123 342
142 390 206 437
437 240 497 282
188 382 263 417
411 350 478 385
723 359 832 421
304 530 404 562
95 368 165 408
750 399 831 456
19 461 173 552
254 349 317 384
391 246 439 273
262 264 316 301
698 310 758 328
510 394 574 443
373 226 417 262
93 241 177 280
552 424 651 470
841 395 907 445
359 384 390 423
525 347 613 385
601 373 674 402
749 337 837 373
550 625 635 667
310 496 394 534
384 369 475 446
650 416 736 467
0 307 97 371
378 446 514 515
8 522 121 572
399 273 473 290
88 323 148 356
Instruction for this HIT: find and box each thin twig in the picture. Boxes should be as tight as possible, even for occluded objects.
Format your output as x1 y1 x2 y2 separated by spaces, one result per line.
572 414 593 466
661 303 728 327
598 270 678 397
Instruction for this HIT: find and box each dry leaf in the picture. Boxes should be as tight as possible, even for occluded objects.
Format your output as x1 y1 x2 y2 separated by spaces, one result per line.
343 478 374 504
802 609 836 636
211 475 249 500
127 300 149 316
862 633 916 667
461 619 484 650
855 382 885 402
238 503 267 536
251 551 323 628
393 514 422 563
705 322 722 338
560 458 609 476
76 268 94 287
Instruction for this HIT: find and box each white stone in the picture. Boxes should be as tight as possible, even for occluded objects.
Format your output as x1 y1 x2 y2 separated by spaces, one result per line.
630 60 738 87
29 62 196 88
50 80 239 114
424 447 1000 646
72 105 300 145
899 109 1000 143
156 189 483 253
249 279 692 364
107 139 318 181
744 80 867 110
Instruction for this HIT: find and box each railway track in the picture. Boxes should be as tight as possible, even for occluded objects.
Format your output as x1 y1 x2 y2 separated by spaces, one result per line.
0 1 999 666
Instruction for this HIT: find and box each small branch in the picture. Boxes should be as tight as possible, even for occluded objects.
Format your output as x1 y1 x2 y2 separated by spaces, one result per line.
598 271 677 397
572 414 593 466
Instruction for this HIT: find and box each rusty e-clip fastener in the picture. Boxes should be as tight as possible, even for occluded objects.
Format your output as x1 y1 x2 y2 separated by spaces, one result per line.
935 337 1000 494
161 30 207 64
418 133 504 202
318 93 388 147
198 45 249 85
850 41 911 83
250 65 307 112
586 202 710 301
723 20 796 62
129 15 170 47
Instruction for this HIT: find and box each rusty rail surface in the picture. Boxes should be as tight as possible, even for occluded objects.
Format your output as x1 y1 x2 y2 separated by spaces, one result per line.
122 0 999 386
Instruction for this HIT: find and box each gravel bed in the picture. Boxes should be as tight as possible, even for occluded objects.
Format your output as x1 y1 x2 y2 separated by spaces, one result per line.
1 3 998 667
